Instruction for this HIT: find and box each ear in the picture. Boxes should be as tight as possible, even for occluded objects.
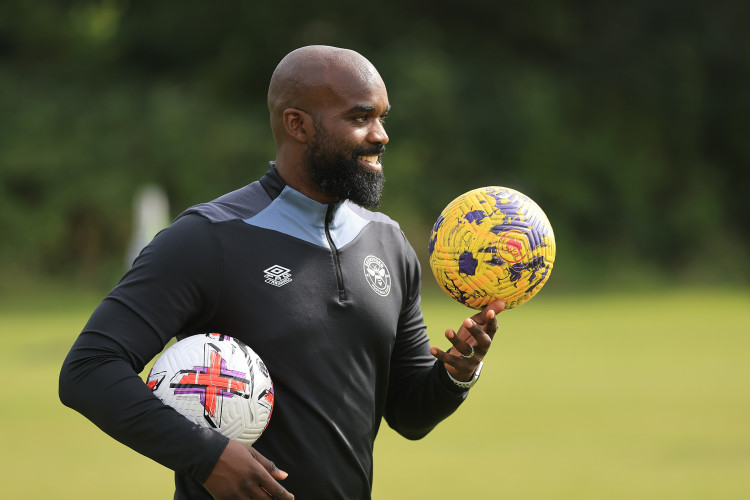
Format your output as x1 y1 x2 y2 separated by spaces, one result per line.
283 108 312 143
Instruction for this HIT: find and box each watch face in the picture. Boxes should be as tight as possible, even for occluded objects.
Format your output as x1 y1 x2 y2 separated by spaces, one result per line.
469 361 483 387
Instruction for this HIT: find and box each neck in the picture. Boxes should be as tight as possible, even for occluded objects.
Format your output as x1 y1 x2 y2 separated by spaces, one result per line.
272 160 339 205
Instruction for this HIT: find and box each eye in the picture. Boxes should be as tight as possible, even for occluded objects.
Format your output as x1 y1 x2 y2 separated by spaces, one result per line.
378 114 388 124
353 115 369 123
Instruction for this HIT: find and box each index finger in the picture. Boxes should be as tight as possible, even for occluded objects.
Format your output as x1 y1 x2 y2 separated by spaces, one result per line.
472 300 504 337
251 471 294 500
248 448 294 499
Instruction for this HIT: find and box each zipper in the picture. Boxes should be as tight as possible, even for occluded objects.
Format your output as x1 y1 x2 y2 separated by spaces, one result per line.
325 204 347 302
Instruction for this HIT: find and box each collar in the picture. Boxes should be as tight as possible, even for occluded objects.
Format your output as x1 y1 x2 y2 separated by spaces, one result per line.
246 163 367 249
258 162 287 200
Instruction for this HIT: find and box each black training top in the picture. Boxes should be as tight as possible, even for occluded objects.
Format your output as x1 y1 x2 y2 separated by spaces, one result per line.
59 165 469 499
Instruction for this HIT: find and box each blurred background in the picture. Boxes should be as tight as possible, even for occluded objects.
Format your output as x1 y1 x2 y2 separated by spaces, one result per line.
1 0 748 290
1 1 748 498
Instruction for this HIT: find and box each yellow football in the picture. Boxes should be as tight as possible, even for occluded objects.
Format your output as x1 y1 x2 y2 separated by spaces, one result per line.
428 186 556 310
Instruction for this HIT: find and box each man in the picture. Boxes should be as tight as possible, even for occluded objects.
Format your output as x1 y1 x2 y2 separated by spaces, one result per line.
59 45 504 499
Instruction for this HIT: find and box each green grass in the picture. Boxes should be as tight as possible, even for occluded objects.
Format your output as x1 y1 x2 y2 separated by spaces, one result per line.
1 288 748 499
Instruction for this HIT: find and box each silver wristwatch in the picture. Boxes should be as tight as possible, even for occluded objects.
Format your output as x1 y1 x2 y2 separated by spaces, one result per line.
447 361 483 389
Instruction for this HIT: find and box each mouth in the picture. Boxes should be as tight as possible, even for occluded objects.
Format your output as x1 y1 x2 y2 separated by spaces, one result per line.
358 154 382 171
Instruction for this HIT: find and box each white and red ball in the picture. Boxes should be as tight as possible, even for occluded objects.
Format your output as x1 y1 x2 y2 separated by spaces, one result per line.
146 333 274 446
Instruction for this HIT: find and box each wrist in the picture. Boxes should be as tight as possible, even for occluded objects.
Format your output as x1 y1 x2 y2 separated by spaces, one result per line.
446 361 483 389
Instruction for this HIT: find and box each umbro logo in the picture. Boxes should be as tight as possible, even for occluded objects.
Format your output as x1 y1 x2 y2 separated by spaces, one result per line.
264 265 292 287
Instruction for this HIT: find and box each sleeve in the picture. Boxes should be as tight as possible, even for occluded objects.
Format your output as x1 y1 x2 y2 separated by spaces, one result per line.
58 214 230 483
383 234 469 440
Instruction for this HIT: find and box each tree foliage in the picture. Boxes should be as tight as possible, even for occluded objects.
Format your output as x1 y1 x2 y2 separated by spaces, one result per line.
1 0 748 287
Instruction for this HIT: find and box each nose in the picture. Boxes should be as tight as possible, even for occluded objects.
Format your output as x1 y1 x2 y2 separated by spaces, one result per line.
369 119 389 145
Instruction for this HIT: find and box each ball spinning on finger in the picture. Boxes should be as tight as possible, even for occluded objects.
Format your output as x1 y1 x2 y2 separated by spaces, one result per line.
428 186 556 310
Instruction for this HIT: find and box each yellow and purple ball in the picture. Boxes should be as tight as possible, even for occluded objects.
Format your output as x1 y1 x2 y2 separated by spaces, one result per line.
428 186 556 310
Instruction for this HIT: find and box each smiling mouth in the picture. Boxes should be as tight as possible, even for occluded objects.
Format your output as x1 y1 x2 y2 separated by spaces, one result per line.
359 155 382 170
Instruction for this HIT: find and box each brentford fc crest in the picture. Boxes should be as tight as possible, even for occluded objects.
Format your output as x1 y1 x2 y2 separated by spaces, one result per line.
363 255 391 297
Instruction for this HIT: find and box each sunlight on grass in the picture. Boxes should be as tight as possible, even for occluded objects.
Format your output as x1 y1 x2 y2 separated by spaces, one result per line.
1 288 747 499
373 288 750 499
0 299 174 500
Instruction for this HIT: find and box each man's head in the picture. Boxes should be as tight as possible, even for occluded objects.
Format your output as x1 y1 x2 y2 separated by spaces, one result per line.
267 46 390 207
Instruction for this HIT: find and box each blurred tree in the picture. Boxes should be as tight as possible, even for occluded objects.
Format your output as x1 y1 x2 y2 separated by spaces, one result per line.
0 0 747 288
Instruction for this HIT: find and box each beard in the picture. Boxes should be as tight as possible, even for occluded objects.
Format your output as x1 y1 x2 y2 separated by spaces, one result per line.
305 120 386 208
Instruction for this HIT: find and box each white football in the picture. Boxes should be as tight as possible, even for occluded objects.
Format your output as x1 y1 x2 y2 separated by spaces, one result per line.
146 333 274 446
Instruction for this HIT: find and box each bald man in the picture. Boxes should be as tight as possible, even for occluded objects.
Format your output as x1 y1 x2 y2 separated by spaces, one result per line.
60 46 504 500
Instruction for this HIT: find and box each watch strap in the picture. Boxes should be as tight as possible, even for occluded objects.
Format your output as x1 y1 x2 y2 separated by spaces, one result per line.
446 361 483 389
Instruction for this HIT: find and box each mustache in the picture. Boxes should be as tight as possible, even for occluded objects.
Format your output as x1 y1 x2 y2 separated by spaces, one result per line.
353 144 386 157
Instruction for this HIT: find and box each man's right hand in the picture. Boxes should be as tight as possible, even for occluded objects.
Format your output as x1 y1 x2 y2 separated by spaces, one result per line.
203 440 294 499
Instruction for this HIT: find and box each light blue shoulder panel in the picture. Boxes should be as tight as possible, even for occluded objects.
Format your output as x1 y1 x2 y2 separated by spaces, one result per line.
243 186 370 249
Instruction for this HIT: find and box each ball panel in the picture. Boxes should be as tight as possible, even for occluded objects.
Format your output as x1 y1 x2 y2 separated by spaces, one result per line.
428 186 555 310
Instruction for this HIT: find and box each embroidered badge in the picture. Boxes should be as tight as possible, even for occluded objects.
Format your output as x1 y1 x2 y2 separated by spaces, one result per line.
363 255 391 297
264 265 292 287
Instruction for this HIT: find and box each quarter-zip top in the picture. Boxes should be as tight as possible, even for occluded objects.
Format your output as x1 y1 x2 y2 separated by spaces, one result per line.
77 163 443 500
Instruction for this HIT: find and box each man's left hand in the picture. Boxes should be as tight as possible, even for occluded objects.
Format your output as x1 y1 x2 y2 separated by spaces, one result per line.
429 299 505 382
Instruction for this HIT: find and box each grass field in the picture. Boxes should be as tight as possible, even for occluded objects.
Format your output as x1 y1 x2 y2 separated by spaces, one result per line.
1 287 748 499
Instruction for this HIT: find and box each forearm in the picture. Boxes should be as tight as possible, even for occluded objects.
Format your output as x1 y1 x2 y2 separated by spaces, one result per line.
59 330 229 482
384 359 467 440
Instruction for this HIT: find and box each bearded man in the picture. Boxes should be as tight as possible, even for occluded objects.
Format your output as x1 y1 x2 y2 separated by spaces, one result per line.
60 45 504 500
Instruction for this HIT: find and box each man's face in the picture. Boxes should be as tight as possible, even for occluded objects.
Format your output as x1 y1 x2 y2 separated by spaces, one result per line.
305 116 386 208
304 70 390 208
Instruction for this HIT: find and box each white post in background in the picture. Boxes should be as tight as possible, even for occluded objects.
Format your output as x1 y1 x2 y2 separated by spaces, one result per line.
125 184 170 268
